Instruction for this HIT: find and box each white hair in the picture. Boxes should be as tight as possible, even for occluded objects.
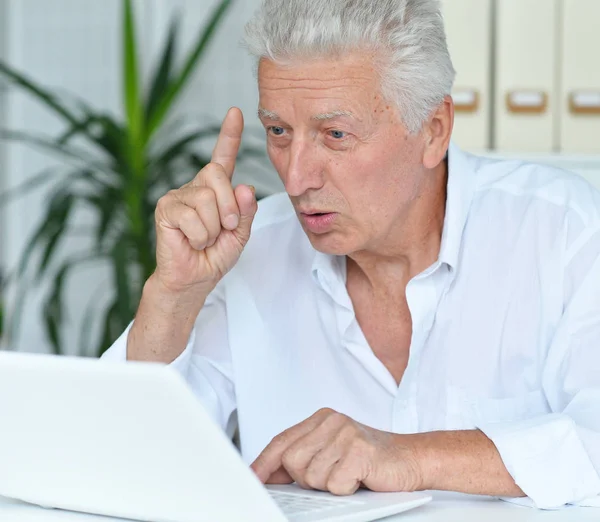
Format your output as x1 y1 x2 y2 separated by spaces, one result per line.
244 0 456 133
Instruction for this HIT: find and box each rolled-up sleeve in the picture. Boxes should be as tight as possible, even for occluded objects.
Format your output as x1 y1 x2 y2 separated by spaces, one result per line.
101 281 237 437
478 233 600 509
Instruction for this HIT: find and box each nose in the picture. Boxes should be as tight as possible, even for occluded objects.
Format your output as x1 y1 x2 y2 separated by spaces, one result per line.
282 139 325 197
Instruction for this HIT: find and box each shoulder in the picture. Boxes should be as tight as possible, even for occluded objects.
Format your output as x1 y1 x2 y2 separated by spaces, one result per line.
468 152 600 230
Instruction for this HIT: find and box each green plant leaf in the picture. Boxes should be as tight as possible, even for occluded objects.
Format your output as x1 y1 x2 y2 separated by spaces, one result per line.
0 167 108 207
0 60 131 174
42 264 68 354
36 191 76 279
123 0 144 152
83 186 124 248
96 241 138 355
0 129 115 177
112 240 134 321
145 15 179 126
0 166 64 204
148 126 220 175
57 114 99 146
145 0 233 140
0 61 80 127
42 254 105 355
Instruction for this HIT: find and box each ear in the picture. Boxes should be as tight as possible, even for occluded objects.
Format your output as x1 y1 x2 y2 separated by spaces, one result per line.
422 95 454 169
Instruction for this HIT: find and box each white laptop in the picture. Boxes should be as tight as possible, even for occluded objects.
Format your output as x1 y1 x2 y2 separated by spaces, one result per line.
0 351 431 522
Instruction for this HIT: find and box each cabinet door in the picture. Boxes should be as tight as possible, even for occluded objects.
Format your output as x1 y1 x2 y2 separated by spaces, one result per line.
560 0 600 153
495 0 559 152
442 0 493 151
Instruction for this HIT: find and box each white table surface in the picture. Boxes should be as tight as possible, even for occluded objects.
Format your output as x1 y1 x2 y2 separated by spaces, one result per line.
1 491 598 522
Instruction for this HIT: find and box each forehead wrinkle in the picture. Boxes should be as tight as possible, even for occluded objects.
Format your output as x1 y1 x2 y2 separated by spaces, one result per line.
260 69 377 85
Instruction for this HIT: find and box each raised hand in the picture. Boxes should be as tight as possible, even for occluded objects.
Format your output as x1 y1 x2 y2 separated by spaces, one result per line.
154 107 257 293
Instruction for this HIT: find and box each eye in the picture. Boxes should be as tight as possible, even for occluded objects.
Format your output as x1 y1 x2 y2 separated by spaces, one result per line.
268 126 286 136
328 129 347 139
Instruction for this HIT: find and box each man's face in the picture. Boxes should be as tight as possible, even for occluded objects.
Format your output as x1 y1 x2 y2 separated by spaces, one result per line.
257 53 429 256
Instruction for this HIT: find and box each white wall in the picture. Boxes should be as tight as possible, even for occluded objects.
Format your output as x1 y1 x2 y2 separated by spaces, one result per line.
0 0 9 289
0 0 281 355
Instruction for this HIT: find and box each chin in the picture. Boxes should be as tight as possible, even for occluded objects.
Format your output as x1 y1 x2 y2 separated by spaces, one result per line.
305 230 357 257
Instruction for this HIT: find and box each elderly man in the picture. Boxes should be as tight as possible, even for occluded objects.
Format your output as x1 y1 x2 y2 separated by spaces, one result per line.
103 0 600 510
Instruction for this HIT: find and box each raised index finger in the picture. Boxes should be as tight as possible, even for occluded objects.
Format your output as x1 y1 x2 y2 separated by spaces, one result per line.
211 107 244 179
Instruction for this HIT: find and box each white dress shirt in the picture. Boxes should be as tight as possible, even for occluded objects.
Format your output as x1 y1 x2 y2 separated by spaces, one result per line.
103 143 600 509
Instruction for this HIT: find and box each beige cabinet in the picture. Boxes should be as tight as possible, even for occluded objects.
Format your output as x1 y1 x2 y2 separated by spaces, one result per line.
495 0 560 152
559 0 600 153
442 0 493 151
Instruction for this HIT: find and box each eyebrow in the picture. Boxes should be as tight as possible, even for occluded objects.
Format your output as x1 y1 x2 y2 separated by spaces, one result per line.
312 110 355 121
257 108 281 121
257 108 357 122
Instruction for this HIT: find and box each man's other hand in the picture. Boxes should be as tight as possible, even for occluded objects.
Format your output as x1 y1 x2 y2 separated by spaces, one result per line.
250 408 424 496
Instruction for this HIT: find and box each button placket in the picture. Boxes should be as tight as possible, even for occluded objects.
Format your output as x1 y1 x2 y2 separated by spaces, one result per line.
393 265 449 433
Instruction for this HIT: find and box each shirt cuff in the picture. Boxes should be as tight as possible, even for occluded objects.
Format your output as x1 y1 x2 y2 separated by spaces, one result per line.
477 413 600 509
100 322 195 378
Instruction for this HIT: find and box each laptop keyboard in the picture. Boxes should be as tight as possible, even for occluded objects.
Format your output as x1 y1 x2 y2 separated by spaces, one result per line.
269 490 362 515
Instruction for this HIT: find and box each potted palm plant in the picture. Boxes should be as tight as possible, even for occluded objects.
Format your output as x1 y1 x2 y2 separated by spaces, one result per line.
0 0 266 357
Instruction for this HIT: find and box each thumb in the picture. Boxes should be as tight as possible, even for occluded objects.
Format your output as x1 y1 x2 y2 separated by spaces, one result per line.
233 184 257 243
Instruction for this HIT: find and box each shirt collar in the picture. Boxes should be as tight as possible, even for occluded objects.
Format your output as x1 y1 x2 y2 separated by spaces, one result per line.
438 141 477 271
311 141 477 284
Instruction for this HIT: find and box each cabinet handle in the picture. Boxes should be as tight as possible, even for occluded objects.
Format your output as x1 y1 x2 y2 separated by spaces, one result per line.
453 89 479 113
506 90 548 114
569 91 600 115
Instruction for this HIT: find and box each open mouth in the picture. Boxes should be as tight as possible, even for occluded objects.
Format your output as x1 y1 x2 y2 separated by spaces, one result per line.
300 211 337 233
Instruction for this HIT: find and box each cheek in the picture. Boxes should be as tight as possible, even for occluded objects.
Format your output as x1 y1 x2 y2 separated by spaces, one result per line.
267 146 288 179
341 155 414 211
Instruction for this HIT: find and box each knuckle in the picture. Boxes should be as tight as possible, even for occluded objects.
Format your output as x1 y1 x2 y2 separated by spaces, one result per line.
281 448 301 470
195 187 216 206
270 432 287 448
323 411 348 430
155 191 175 214
181 214 208 246
303 467 324 490
273 427 295 447
315 407 335 418
178 206 196 223
165 188 180 200
340 422 359 439
348 437 366 457
204 162 227 177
